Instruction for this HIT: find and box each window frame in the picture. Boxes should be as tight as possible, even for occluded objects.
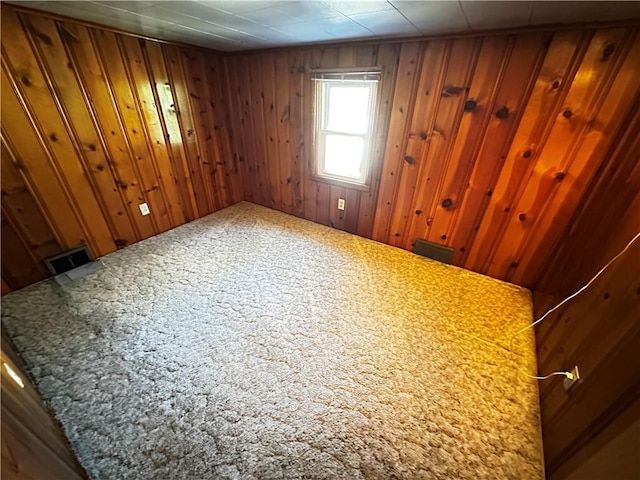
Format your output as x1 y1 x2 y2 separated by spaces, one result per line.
311 70 381 191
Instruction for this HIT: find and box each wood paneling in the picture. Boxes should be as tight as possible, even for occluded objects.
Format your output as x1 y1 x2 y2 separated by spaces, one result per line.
531 94 640 480
2 331 87 479
0 5 243 291
532 237 640 479
221 26 640 287
222 43 400 237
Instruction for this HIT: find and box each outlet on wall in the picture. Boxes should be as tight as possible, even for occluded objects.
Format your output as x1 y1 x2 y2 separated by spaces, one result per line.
139 203 150 216
337 198 345 210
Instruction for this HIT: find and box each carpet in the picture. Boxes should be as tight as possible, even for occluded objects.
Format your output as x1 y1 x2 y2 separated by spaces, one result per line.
1 202 544 479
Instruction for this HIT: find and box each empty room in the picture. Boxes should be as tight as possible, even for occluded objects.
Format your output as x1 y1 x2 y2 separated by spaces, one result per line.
1 0 639 479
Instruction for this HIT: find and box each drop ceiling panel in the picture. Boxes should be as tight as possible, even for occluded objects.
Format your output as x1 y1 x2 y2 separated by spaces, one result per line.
5 0 640 52
461 1 534 31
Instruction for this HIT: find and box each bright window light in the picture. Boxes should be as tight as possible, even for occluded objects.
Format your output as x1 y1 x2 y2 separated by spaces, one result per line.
314 73 378 186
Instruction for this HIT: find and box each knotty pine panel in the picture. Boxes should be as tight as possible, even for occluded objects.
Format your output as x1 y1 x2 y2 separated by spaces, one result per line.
0 5 242 292
223 27 639 288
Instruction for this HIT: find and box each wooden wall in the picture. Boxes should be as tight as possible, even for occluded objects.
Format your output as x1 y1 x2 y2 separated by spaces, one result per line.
222 44 401 238
533 237 640 479
530 93 640 479
223 27 640 287
1 5 242 291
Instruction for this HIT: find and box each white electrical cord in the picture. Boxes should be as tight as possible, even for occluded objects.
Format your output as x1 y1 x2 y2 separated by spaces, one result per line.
510 231 640 381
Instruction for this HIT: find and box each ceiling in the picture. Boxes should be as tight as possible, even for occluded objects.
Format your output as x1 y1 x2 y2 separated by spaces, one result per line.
6 0 640 51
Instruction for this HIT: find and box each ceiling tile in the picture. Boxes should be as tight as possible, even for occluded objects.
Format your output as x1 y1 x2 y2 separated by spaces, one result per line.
530 1 613 24
392 1 470 34
272 19 338 41
600 1 640 20
60 1 127 16
350 9 419 36
274 2 344 22
95 1 160 12
31 2 109 22
326 0 395 16
200 1 275 15
135 5 200 23
322 15 374 38
460 1 533 31
237 5 302 26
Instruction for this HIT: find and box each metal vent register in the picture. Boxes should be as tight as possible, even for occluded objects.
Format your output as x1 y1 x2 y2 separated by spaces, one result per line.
413 239 454 264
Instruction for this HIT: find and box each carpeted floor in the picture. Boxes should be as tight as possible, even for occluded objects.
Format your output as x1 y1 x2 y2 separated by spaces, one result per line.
1 202 544 479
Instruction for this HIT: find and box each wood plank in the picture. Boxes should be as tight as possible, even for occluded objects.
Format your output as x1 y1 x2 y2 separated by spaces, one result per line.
459 30 586 270
143 41 198 222
287 49 305 218
371 42 423 242
1 11 114 256
485 28 630 282
58 21 155 240
386 40 447 248
119 35 185 229
275 51 294 215
179 47 222 212
400 38 479 250
426 36 509 246
511 30 640 286
24 13 137 248
162 44 211 217
1 67 85 251
261 51 283 211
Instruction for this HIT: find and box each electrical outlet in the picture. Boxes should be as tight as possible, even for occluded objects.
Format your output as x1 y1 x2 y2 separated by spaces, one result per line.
139 203 150 216
337 198 345 210
563 366 580 391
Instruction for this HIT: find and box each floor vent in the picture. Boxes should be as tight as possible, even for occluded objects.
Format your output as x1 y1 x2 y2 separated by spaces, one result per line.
45 246 94 275
413 239 454 264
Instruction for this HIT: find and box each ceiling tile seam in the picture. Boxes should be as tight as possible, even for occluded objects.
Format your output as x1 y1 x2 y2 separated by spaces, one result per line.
527 2 535 26
387 1 422 34
458 1 474 32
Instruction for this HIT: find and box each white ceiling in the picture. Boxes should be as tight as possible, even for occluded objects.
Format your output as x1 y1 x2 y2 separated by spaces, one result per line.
7 0 640 51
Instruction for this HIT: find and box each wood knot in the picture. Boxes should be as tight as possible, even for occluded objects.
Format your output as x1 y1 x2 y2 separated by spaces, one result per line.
486 189 493 197
523 149 532 158
441 198 453 209
555 172 566 181
551 80 560 90
518 213 526 221
603 292 610 300
503 207 510 213
404 155 416 165
88 144 97 151
460 247 466 252
34 31 53 45
419 131 428 140
601 43 615 61
49 133 58 142
441 234 447 240
115 239 127 247
495 106 510 119
442 85 465 97
415 209 423 215
464 99 477 111
426 217 434 226
510 261 519 268
562 109 572 119
21 76 31 86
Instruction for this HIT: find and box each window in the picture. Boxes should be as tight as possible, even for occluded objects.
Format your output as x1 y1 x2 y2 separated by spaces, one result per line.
313 71 380 188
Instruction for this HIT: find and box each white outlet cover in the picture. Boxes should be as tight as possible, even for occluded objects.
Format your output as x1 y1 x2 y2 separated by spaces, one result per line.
139 203 150 215
338 199 345 210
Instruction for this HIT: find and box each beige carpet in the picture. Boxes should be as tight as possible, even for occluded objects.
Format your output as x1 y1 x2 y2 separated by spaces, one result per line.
1 202 544 479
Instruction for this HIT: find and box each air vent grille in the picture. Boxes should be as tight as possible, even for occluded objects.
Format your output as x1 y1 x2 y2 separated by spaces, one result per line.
45 246 93 275
413 239 454 264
